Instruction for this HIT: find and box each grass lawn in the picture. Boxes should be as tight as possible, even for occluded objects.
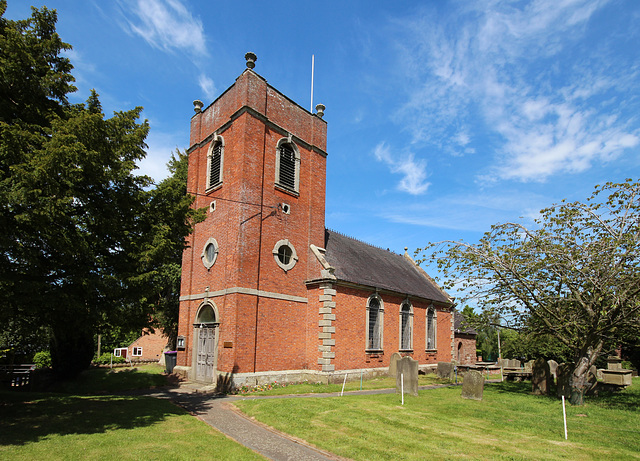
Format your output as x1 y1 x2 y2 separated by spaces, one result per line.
235 378 640 460
0 365 263 461
234 373 456 396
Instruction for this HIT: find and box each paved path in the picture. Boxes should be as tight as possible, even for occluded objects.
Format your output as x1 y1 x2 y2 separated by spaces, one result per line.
132 381 476 461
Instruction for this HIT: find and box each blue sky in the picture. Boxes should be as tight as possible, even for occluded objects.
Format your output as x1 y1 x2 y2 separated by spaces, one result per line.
6 0 640 266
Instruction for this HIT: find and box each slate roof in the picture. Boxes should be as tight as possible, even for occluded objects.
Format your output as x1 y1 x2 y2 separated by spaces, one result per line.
323 229 451 304
454 311 478 336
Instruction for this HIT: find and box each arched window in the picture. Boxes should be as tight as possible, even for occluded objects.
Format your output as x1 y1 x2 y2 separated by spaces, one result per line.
195 303 218 326
400 302 413 351
426 305 437 350
275 137 299 193
207 135 224 190
366 295 383 351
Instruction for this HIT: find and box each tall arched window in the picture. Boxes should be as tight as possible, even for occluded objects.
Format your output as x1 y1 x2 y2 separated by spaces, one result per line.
275 137 300 193
207 135 224 190
400 302 413 350
426 305 437 350
366 295 383 351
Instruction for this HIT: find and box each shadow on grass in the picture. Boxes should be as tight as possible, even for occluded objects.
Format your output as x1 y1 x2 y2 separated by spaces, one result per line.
0 392 188 446
487 378 640 409
49 366 171 395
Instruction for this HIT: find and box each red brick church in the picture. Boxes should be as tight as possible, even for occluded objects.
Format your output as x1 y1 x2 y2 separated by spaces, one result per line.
175 53 466 386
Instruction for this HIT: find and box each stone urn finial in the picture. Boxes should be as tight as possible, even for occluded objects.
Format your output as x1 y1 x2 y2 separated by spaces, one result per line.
245 52 257 69
315 103 325 118
193 100 204 113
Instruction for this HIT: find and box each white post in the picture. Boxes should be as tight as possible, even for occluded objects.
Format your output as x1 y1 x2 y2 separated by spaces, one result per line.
110 354 113 369
562 395 568 440
341 373 347 396
310 54 315 112
401 373 404 405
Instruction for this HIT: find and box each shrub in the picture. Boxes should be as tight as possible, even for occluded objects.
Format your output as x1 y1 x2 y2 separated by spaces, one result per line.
93 353 126 365
33 351 52 369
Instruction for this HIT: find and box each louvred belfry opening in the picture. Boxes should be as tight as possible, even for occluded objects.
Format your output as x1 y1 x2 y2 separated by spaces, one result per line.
278 143 296 190
209 140 222 187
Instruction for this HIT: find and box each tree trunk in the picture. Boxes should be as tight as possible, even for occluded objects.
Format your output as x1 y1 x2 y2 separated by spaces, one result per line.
569 349 598 405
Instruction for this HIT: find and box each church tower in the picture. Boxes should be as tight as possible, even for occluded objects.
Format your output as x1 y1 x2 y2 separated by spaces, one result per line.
175 53 328 383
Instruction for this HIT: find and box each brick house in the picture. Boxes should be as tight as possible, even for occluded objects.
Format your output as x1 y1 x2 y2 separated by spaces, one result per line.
175 53 467 386
453 311 478 365
122 329 169 363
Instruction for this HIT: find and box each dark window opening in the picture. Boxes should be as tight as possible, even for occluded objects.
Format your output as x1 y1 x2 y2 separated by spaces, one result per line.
278 144 296 190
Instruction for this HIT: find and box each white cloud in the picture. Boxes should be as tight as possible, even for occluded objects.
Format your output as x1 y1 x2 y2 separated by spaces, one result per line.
198 74 216 102
392 0 638 183
120 0 207 57
373 142 430 195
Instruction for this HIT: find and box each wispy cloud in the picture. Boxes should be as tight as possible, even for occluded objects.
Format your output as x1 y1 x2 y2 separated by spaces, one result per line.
198 74 216 101
373 142 430 195
392 0 638 183
120 0 207 57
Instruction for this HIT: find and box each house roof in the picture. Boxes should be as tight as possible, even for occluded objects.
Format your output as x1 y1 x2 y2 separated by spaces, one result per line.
322 229 452 304
454 311 478 336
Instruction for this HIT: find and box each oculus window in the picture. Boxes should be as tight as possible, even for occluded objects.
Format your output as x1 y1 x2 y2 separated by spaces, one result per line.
272 239 298 272
201 237 219 270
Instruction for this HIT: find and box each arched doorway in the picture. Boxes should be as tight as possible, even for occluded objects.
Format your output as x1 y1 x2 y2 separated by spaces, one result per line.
193 303 219 383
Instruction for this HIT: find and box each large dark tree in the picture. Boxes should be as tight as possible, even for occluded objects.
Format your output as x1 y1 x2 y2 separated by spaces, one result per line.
0 2 200 376
419 180 640 405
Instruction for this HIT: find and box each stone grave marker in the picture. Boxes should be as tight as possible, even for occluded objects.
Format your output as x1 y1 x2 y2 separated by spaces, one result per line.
396 356 419 396
461 370 485 400
531 358 551 395
547 360 558 380
524 360 535 373
437 362 454 380
388 352 402 377
556 363 571 399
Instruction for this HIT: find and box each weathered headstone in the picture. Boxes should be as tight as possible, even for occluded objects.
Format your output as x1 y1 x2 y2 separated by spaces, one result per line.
547 360 558 380
437 362 454 380
461 370 485 400
524 360 535 373
396 356 419 396
388 352 402 377
531 358 551 395
556 363 572 399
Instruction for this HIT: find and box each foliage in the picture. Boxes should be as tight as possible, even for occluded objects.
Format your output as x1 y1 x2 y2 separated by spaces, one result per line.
0 4 202 376
418 180 640 404
33 350 52 369
92 353 126 365
128 151 206 348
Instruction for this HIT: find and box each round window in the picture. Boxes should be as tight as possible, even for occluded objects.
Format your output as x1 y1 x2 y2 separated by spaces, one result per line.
272 239 298 272
201 237 219 269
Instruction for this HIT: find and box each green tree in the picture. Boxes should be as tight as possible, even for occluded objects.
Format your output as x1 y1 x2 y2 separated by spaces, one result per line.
128 150 205 348
419 180 640 405
1 3 149 376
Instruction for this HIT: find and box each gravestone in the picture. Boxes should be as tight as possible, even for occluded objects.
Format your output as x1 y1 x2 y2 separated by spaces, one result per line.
547 360 558 380
437 362 455 380
556 363 571 399
531 358 551 395
524 360 535 372
396 356 419 396
388 352 402 377
461 370 484 400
